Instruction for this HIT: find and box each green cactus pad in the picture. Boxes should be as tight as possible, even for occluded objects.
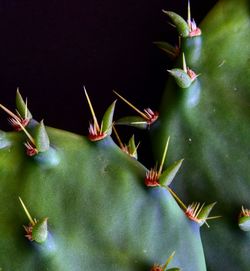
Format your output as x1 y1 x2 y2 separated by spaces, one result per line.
153 0 250 270
0 126 206 270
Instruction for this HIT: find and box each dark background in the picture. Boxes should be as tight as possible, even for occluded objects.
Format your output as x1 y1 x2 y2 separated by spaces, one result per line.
0 1 217 139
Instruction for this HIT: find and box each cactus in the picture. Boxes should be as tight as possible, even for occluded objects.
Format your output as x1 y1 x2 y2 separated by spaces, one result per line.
0 0 249 270
0 89 208 270
152 0 250 270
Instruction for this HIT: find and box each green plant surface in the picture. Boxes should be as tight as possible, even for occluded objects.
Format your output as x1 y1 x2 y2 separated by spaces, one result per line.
0 126 206 270
153 0 250 270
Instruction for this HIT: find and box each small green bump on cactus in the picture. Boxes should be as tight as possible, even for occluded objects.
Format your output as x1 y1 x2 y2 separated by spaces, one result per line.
19 119 60 166
196 202 220 227
19 197 48 243
100 100 116 137
167 53 198 88
126 134 139 159
32 218 49 244
15 88 33 121
33 120 50 152
163 2 201 39
167 68 193 88
162 10 190 38
113 90 159 129
238 206 250 232
159 158 184 187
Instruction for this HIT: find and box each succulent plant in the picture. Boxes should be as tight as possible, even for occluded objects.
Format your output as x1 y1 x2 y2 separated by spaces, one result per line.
152 0 250 270
0 88 209 270
0 0 249 270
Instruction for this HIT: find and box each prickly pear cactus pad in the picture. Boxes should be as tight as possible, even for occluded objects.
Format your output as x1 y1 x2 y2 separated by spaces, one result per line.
0 91 207 270
1 1 249 270
152 0 250 270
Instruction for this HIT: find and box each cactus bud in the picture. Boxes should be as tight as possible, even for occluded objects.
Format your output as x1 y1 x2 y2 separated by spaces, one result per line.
168 53 198 88
32 218 49 243
19 197 49 243
16 88 33 121
34 120 50 152
162 10 190 38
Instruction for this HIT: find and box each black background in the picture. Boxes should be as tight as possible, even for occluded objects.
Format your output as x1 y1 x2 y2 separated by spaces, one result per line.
0 0 217 137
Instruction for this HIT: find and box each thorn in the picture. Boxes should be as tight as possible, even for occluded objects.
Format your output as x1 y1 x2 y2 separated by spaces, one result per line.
158 137 170 178
113 90 149 120
162 251 176 270
145 137 170 187
24 141 38 156
25 98 28 119
84 86 100 133
182 53 187 73
0 103 30 131
185 202 220 227
167 187 187 211
143 108 159 124
113 90 159 125
0 104 19 120
113 125 139 158
19 197 49 243
185 202 202 223
19 197 36 226
114 90 158 127
16 88 32 120
83 86 108 141
15 119 35 146
145 166 160 187
131 140 140 158
87 122 105 141
187 0 191 27
112 125 125 150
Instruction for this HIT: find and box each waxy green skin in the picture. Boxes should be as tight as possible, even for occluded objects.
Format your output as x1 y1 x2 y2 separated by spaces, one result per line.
0 128 206 270
1 0 249 270
153 0 250 270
